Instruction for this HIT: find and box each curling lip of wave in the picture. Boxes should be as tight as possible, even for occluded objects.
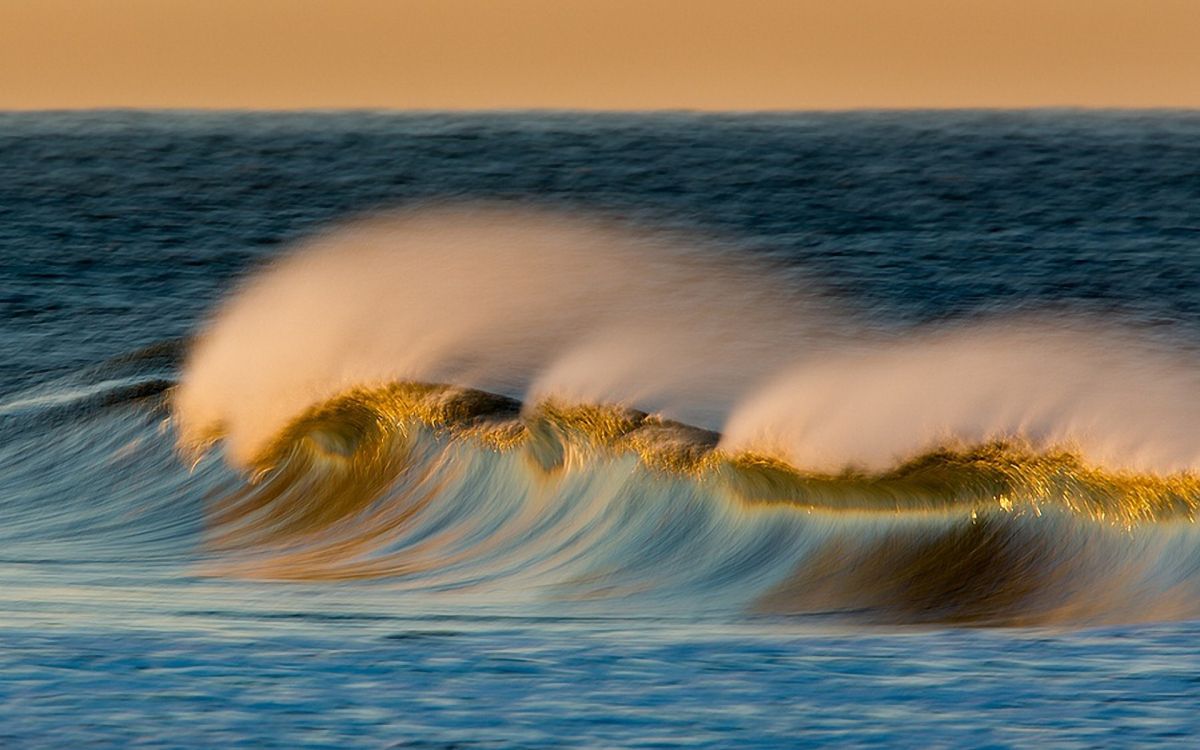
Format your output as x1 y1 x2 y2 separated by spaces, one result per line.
198 381 1200 526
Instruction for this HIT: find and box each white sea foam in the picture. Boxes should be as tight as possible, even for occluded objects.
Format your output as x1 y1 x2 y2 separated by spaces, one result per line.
175 206 1200 473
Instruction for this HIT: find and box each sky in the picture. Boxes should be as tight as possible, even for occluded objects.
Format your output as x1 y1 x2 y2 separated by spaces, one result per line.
1 0 1198 110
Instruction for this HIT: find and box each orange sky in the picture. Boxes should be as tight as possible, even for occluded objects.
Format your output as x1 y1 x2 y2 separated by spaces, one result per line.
2 0 1198 110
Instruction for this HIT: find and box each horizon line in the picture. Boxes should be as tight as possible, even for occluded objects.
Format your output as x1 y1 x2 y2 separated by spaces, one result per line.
5 106 1200 116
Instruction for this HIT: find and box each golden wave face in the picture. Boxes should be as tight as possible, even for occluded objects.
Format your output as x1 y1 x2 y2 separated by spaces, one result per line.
225 381 1200 525
180 382 1200 625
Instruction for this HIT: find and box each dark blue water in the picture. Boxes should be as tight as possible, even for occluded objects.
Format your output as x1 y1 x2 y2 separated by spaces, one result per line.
2 111 1200 747
5 111 1200 391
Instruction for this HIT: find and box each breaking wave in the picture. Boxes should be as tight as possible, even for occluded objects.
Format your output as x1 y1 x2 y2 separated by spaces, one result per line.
155 206 1200 625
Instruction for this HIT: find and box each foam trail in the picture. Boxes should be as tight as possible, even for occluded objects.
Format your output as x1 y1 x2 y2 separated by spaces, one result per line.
176 205 1200 475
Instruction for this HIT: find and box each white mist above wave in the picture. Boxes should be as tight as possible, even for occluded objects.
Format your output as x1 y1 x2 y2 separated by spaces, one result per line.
721 325 1200 472
175 206 1200 474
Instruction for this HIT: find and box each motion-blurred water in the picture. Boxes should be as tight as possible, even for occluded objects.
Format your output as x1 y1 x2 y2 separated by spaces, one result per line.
2 111 1200 747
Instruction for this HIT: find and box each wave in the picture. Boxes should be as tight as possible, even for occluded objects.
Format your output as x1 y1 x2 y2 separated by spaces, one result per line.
10 364 1200 625
155 206 1200 625
183 381 1200 626
220 382 1200 524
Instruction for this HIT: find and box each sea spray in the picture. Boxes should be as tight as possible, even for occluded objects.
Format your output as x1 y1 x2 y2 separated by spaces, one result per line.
177 206 1200 475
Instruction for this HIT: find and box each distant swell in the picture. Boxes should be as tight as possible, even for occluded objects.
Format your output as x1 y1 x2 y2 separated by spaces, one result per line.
166 207 1200 626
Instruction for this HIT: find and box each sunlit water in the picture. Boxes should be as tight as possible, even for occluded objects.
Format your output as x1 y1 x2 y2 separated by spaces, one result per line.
3 111 1200 747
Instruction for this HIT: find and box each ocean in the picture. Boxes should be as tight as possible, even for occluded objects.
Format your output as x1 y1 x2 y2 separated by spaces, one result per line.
2 110 1200 747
